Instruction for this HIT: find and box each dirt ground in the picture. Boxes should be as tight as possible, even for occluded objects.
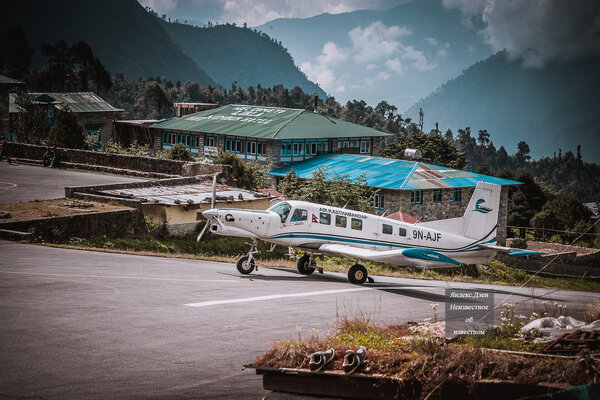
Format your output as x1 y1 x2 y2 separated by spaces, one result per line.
0 199 126 222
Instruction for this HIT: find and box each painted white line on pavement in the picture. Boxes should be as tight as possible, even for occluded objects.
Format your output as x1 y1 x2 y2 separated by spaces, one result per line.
185 287 373 307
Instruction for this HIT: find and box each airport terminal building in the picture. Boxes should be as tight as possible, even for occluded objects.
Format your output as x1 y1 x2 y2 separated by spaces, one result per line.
150 104 392 167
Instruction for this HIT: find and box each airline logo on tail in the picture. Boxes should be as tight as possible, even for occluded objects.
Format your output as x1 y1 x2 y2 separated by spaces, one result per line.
473 199 493 214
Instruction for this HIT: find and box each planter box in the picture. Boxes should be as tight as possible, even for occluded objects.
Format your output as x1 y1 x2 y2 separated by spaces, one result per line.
248 365 562 400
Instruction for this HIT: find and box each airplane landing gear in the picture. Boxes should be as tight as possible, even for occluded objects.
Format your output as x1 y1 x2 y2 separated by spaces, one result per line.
237 239 259 274
236 255 255 274
297 253 316 275
348 264 368 284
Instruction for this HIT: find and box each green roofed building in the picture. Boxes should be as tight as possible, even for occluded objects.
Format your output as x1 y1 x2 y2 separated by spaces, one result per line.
9 92 123 144
150 104 392 166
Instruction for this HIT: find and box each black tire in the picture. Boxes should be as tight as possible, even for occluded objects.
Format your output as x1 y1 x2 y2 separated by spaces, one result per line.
236 255 255 274
297 254 316 275
348 264 368 284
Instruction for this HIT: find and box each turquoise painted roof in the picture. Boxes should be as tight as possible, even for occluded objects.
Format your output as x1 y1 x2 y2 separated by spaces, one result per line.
269 154 522 190
151 104 392 140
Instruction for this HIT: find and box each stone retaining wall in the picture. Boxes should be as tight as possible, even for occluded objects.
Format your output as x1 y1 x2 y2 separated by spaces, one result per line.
496 252 600 277
0 208 142 242
9 143 229 177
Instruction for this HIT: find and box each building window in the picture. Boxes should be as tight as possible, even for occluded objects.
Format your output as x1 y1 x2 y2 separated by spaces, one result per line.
204 135 216 147
433 189 442 202
411 190 423 204
47 106 54 118
382 224 393 235
319 212 331 225
351 218 363 230
335 215 347 228
399 227 407 237
373 193 384 210
257 142 266 156
360 140 371 154
451 188 462 202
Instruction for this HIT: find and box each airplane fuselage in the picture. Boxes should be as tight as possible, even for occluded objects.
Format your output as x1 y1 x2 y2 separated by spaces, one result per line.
206 200 497 267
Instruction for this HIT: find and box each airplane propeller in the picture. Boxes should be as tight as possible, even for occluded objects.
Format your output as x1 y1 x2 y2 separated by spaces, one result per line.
197 174 217 242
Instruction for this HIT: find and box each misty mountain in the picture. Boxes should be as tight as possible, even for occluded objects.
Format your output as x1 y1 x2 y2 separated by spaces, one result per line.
1 0 215 85
406 51 600 162
256 0 493 110
160 21 326 98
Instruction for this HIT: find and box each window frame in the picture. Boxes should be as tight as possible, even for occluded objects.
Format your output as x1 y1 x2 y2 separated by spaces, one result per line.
319 212 331 225
382 224 393 235
410 190 423 205
450 188 462 203
335 215 347 228
433 189 442 203
351 218 363 231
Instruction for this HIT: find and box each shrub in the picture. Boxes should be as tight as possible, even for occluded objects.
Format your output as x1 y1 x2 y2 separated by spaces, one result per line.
168 143 194 161
511 237 528 249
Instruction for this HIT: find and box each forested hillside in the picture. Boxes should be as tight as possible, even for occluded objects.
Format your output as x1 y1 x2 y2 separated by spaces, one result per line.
1 0 214 85
406 51 600 162
160 21 326 98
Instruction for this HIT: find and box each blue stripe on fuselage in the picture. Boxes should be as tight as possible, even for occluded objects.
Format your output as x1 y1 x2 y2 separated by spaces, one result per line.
268 232 496 253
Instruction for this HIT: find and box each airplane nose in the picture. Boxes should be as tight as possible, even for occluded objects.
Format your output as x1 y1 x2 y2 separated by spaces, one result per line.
202 209 218 219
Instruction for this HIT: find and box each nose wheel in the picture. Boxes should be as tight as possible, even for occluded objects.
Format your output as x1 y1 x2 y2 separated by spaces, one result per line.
348 264 368 284
236 255 255 274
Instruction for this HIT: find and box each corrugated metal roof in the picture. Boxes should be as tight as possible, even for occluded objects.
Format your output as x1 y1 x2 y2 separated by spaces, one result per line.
0 74 24 85
151 104 392 140
99 182 269 206
9 92 123 113
268 154 522 190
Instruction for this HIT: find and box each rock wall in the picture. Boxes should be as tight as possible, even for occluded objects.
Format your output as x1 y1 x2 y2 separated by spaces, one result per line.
9 142 229 177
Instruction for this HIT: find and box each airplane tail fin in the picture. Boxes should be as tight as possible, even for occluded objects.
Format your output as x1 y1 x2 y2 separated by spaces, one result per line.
462 182 501 241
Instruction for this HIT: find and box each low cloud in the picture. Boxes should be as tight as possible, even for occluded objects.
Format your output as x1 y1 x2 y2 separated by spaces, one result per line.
139 0 403 27
301 21 436 93
443 0 600 67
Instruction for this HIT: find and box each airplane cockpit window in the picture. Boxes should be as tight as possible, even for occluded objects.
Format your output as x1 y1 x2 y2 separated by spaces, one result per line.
269 202 292 223
382 224 393 234
399 227 407 237
335 215 347 228
320 212 331 225
290 208 308 222
351 218 363 230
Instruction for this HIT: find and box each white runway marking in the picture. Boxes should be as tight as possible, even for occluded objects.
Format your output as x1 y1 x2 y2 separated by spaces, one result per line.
185 287 373 307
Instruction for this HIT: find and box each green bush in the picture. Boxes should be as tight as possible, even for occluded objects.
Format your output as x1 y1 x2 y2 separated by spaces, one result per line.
168 143 194 161
511 238 528 249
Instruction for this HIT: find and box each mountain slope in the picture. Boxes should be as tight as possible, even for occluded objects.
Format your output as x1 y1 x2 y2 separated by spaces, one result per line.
406 51 600 162
256 0 492 109
2 0 214 85
160 21 326 98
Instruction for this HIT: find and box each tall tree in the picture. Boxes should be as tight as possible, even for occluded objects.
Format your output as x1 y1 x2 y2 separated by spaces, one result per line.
143 82 171 118
47 108 85 149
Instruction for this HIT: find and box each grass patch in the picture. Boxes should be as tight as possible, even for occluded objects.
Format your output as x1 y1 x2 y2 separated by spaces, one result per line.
44 234 600 292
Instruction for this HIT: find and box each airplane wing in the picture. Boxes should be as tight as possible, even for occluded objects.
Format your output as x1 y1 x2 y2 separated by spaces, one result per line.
318 244 463 268
478 243 540 256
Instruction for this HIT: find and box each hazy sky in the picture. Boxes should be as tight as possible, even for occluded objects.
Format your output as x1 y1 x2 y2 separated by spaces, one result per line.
138 0 404 26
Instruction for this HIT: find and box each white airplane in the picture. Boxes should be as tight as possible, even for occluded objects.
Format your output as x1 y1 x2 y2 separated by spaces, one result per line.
199 181 537 284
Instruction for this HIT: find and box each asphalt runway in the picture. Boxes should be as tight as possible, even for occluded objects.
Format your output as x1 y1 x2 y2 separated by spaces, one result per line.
0 163 145 204
1 240 597 399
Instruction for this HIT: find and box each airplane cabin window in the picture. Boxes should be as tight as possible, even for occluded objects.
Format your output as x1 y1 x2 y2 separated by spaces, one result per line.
335 215 347 228
269 202 292 223
382 224 393 234
290 208 308 222
399 227 407 237
351 218 363 230
320 212 331 225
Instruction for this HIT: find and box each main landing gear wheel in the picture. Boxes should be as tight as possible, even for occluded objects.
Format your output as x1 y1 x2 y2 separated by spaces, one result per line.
236 255 255 274
297 254 316 275
348 264 368 285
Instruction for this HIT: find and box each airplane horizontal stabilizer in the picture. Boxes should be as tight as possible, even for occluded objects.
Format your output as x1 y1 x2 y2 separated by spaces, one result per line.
478 243 540 256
